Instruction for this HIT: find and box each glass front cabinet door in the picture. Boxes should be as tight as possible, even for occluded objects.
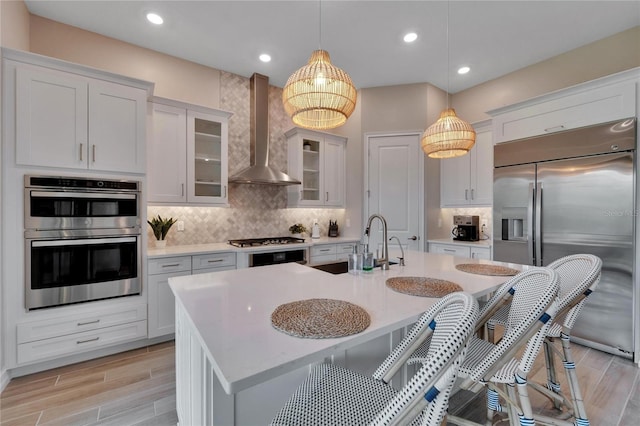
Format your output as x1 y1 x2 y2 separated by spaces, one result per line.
186 109 231 204
286 128 347 207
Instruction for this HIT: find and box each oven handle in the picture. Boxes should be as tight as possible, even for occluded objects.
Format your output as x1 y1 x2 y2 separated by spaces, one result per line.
31 236 137 247
30 190 137 199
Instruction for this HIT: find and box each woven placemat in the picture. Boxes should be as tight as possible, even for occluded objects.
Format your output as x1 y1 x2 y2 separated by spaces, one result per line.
455 263 519 276
386 277 463 298
271 298 370 339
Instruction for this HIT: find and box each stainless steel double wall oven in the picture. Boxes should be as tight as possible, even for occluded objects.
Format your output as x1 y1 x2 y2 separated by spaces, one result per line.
24 175 142 310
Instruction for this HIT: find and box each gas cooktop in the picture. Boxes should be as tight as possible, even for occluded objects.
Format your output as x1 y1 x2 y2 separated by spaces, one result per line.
228 237 305 248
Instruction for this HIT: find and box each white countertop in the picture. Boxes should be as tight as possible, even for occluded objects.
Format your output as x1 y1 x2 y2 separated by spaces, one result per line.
148 236 361 259
168 250 522 394
427 238 492 248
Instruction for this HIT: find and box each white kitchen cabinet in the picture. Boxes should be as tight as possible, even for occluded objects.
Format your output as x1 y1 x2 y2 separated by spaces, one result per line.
148 256 192 338
490 70 637 144
440 120 493 207
13 60 148 173
309 242 356 265
16 303 147 364
286 127 347 207
147 252 236 337
148 97 232 205
428 242 491 260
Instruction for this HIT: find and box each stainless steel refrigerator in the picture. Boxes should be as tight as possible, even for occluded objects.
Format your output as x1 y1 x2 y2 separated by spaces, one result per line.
493 118 636 359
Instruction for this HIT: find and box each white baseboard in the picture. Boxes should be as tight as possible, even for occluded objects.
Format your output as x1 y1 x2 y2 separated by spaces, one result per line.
0 368 10 394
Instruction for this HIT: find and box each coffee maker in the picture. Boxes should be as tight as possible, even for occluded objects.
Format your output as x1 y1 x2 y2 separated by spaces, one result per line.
452 215 480 241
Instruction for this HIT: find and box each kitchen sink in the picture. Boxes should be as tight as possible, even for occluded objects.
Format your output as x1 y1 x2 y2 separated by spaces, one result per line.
311 260 398 275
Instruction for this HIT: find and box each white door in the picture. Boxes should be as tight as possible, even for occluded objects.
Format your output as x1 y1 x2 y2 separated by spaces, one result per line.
366 133 423 258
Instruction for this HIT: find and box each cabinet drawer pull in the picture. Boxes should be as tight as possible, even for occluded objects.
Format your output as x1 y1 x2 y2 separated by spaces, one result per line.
77 319 100 326
544 125 565 133
319 248 331 252
77 337 100 344
207 259 224 263
161 263 181 268
443 249 456 253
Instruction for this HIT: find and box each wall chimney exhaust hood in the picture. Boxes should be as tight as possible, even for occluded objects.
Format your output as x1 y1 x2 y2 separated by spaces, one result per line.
229 73 301 186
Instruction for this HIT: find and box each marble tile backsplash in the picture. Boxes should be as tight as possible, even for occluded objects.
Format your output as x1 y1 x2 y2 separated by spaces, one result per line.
147 204 346 246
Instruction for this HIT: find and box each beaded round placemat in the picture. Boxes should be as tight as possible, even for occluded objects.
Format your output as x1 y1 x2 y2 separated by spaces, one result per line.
455 263 519 276
386 277 463 298
271 298 371 339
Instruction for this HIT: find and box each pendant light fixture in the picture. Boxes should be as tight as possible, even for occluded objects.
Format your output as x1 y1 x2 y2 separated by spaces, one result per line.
421 2 475 158
282 1 357 130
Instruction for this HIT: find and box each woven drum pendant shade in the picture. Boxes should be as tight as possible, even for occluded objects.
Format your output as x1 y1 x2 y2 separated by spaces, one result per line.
421 108 476 158
282 49 357 130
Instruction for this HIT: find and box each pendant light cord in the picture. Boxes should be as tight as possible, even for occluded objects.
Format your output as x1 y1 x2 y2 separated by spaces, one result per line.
318 0 322 50
446 0 450 109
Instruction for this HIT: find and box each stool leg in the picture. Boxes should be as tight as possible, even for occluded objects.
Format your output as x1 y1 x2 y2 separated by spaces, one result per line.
543 337 563 410
561 333 589 424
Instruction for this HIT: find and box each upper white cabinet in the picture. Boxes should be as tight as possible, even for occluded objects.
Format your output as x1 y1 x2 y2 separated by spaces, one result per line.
148 97 232 205
285 127 347 207
440 120 493 207
6 51 151 173
490 70 638 143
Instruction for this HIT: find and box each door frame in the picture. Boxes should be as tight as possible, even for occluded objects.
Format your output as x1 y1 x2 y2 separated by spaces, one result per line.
363 131 425 250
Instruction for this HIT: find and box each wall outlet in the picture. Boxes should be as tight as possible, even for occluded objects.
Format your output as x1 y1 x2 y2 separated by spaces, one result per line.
177 220 185 231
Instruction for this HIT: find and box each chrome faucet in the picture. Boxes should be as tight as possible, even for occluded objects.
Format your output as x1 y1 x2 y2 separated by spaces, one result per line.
389 236 405 266
364 214 389 270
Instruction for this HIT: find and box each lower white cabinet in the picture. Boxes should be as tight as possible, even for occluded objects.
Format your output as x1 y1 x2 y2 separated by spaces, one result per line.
16 303 147 364
147 252 236 337
428 242 491 260
309 242 356 265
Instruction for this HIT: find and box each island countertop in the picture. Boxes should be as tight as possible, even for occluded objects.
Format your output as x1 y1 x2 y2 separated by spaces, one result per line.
169 250 522 396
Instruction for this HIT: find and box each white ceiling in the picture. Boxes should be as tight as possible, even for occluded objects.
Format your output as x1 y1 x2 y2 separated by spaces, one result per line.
24 1 640 93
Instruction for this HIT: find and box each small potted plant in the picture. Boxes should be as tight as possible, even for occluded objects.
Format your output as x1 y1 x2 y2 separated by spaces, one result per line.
148 215 177 248
289 223 307 239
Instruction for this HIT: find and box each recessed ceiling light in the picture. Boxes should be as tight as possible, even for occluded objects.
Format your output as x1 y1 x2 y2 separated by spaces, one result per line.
403 32 418 43
458 66 470 75
146 12 163 25
259 54 272 63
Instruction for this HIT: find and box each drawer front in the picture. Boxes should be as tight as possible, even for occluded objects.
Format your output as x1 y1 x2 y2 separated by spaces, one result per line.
148 256 191 275
429 244 470 258
18 320 147 365
470 247 491 260
192 252 236 270
310 244 336 257
310 253 337 264
336 243 356 259
191 265 237 275
17 304 147 343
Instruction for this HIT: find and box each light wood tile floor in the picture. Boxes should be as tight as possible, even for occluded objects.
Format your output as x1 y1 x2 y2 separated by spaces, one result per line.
1 339 639 425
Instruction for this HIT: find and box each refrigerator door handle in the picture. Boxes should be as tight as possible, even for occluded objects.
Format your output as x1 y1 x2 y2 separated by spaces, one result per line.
535 183 543 266
528 182 535 265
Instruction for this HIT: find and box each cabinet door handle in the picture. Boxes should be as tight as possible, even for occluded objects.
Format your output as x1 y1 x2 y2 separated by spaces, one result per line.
77 337 100 344
181 183 184 197
77 319 100 326
92 145 96 163
408 236 419 241
471 189 475 200
465 189 468 200
326 192 329 202
79 143 84 161
207 259 224 263
161 263 181 268
224 185 227 198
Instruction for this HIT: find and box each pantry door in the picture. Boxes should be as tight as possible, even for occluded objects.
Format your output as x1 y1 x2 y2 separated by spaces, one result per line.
365 132 423 256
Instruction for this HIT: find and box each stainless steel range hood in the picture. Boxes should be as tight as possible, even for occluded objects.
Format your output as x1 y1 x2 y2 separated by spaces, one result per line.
229 73 301 186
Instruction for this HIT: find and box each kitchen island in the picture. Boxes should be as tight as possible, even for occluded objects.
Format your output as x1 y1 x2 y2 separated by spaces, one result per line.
169 250 522 425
